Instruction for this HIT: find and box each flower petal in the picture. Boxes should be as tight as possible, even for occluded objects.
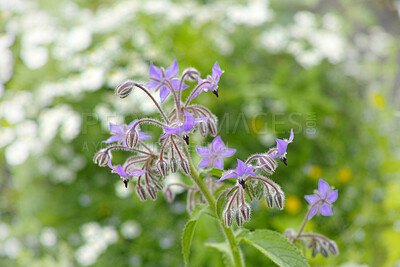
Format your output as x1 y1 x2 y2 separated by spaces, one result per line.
149 61 162 79
219 148 236 157
145 80 160 90
196 146 211 157
320 204 333 216
103 135 121 143
161 126 182 138
182 110 196 132
165 60 179 78
214 158 224 170
288 128 294 143
327 189 338 203
236 159 248 176
160 86 170 103
108 158 114 170
198 157 210 168
304 194 319 204
138 132 152 140
275 138 288 156
109 123 124 135
308 205 318 220
215 172 237 182
128 169 147 176
212 61 223 81
115 165 126 177
211 136 224 153
318 179 330 197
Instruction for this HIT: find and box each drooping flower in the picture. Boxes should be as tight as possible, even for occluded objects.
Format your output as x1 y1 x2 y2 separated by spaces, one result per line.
196 136 236 169
103 120 151 146
270 128 294 165
304 179 338 220
108 159 147 188
215 159 257 184
145 60 189 103
190 61 224 100
161 110 209 144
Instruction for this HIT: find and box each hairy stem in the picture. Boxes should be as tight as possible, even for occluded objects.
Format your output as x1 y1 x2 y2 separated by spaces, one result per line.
296 200 322 239
134 83 169 123
185 149 244 267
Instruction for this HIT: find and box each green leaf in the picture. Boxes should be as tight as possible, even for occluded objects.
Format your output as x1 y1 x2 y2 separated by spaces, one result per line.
205 241 234 266
209 168 224 177
182 204 209 266
240 229 310 267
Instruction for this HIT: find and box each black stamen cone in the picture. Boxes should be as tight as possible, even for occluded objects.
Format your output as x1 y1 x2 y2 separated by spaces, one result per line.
280 157 287 166
183 134 189 145
123 179 129 188
213 90 219 98
239 179 246 189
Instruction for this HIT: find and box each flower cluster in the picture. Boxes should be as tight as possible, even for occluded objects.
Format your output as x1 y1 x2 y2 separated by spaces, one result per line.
94 60 222 201
285 179 339 258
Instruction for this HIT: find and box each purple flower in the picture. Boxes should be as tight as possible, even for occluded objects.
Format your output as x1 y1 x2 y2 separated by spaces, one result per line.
196 136 236 169
108 159 147 187
215 159 257 183
145 60 189 103
161 110 209 144
304 179 338 220
190 61 224 100
103 120 151 146
270 128 294 165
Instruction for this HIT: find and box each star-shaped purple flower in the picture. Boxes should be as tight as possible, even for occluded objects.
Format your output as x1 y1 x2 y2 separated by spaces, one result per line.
270 128 294 165
108 159 147 187
190 61 224 100
103 120 151 146
161 110 209 144
304 179 338 220
196 136 236 169
145 60 189 103
215 159 257 183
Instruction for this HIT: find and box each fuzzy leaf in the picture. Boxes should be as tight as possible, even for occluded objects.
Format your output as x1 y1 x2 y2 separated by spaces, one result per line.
209 168 224 177
205 241 234 266
239 229 310 267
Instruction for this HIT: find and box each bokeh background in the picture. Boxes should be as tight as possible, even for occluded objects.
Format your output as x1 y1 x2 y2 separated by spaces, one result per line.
1 0 400 266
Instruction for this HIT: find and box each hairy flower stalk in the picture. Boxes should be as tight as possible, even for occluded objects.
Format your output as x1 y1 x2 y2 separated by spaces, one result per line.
93 60 302 266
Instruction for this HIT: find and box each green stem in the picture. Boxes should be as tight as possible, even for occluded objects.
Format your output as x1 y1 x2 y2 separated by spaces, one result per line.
185 150 244 267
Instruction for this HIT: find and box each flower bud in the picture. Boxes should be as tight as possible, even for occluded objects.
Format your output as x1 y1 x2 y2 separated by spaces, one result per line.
183 68 200 82
239 203 251 222
135 185 147 201
311 246 318 258
207 119 217 137
274 193 285 210
146 185 157 200
170 158 178 173
235 210 243 227
164 187 175 203
266 194 274 208
328 241 339 255
320 246 329 258
157 159 169 176
93 149 109 167
199 122 208 136
223 209 233 227
259 155 277 175
180 159 190 174
126 128 139 148
115 80 134 98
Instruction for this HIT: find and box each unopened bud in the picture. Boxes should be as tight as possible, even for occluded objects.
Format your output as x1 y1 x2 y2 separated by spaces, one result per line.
223 209 233 227
320 246 329 258
311 246 318 258
184 68 200 82
157 159 168 176
170 158 178 173
93 149 109 167
135 185 147 201
126 128 139 148
235 210 243 227
154 182 163 191
199 122 208 136
239 203 251 222
207 119 218 137
266 194 274 208
274 193 285 210
115 80 134 98
146 185 157 200
180 159 190 174
328 241 339 255
164 187 175 203
259 155 277 175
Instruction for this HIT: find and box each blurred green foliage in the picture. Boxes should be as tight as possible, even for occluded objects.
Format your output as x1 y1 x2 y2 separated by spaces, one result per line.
1 0 400 266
